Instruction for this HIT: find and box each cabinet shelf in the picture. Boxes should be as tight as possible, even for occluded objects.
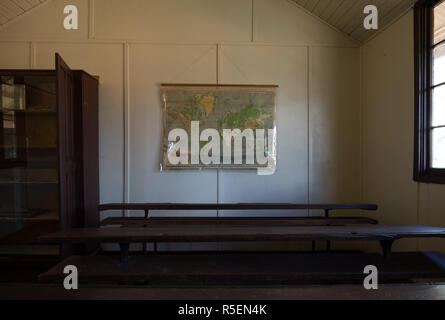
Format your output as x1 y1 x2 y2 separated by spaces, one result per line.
0 211 59 222
0 209 58 219
1 107 56 114
0 181 58 185
0 167 58 185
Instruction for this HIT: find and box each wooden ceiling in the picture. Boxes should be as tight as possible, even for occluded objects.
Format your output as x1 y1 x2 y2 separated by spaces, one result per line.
0 0 47 27
0 0 424 44
291 0 418 43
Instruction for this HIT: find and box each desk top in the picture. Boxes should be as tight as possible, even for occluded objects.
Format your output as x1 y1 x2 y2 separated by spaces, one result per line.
40 225 445 243
100 216 379 226
98 203 378 211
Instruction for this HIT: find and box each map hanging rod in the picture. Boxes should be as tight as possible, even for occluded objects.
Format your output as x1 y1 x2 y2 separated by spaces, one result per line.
160 83 279 88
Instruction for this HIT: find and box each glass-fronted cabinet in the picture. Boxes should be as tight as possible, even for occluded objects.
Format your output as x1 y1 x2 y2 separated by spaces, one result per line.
0 54 99 255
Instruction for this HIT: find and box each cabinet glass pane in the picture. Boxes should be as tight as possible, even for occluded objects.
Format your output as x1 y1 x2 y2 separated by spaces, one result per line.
0 74 59 252
432 127 445 169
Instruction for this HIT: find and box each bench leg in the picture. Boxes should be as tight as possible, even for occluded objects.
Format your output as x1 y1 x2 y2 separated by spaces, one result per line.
379 239 394 259
119 243 130 264
142 210 150 254
325 209 331 252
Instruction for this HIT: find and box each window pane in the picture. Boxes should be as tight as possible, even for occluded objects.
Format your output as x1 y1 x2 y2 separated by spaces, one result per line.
433 44 445 85
432 85 445 126
432 128 445 168
434 1 445 45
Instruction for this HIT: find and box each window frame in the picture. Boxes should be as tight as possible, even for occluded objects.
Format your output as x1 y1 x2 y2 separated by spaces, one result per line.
414 0 445 183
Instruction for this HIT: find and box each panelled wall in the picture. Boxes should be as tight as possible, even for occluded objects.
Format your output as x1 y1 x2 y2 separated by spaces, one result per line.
361 11 445 253
1 0 364 251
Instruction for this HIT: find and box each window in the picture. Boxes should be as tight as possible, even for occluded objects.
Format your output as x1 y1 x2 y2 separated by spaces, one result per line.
414 0 445 183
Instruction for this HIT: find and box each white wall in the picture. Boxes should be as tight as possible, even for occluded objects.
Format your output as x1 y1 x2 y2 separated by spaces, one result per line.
361 11 445 253
0 0 363 251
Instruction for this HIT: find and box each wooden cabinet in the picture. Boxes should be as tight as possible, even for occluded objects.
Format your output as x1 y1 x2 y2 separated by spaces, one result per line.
0 54 99 255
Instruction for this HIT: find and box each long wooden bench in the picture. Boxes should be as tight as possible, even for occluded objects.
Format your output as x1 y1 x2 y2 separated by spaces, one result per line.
38 203 445 285
98 203 379 217
101 216 378 227
40 225 445 263
99 203 379 252
99 203 379 226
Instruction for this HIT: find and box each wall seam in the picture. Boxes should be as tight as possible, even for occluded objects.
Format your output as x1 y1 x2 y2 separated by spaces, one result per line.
359 44 364 252
216 43 221 218
307 45 310 216
123 42 130 217
88 0 95 39
359 46 363 204
29 41 36 68
251 0 255 42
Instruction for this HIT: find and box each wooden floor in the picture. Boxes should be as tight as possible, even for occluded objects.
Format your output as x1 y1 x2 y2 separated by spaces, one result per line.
39 252 445 285
1 283 445 300
3 251 445 300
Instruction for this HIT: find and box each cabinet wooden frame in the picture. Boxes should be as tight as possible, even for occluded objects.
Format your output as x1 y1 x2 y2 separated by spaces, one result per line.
0 54 99 255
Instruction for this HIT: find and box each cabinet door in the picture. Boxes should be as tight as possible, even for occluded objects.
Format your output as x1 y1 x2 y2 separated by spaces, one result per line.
56 54 78 231
80 73 99 228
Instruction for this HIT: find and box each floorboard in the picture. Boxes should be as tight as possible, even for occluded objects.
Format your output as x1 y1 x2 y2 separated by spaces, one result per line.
39 251 445 285
1 282 445 300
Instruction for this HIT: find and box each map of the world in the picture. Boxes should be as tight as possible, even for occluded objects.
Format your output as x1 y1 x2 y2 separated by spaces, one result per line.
162 85 277 169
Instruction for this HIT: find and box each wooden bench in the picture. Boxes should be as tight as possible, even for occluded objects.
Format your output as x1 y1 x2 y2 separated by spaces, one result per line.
101 216 378 227
99 203 379 252
40 225 445 263
37 203 445 285
98 203 379 219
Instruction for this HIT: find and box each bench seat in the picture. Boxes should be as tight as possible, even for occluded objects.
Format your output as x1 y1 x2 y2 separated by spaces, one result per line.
41 225 445 243
97 202 380 253
40 225 445 262
100 216 379 227
98 203 378 211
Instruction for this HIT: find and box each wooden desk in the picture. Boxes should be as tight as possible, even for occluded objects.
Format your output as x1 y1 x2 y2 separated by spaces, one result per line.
98 202 379 252
40 225 445 262
98 203 378 211
101 216 379 227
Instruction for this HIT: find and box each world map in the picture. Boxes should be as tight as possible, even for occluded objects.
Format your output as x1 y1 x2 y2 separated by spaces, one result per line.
162 86 276 168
